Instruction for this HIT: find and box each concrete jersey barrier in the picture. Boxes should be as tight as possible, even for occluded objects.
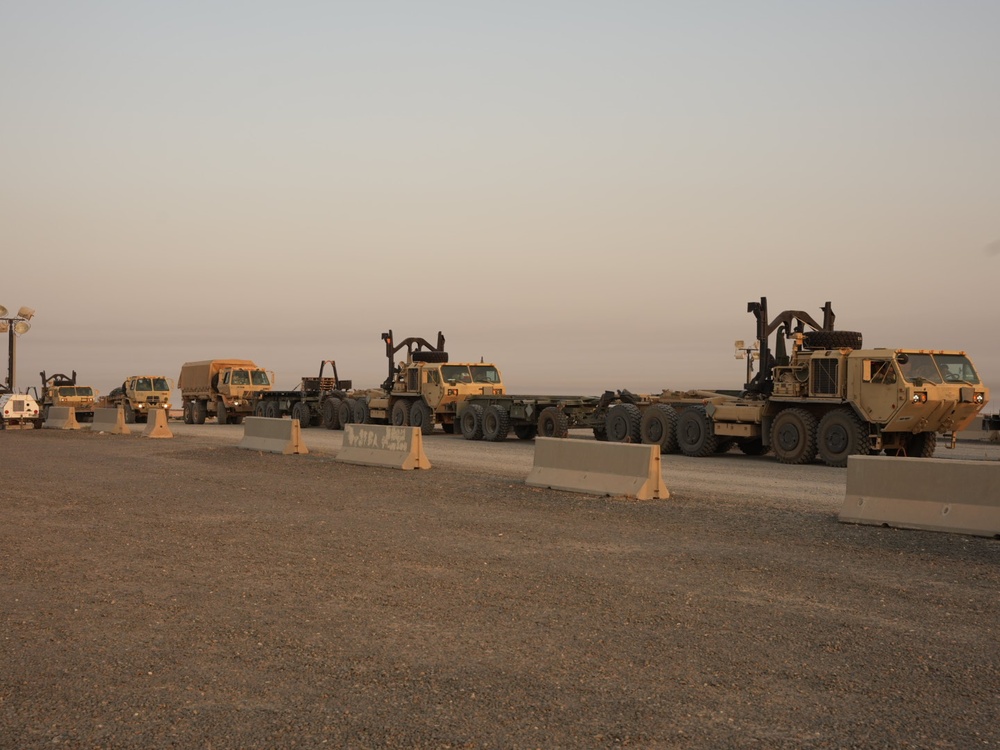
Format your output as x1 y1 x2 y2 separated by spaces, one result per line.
238 417 308 455
90 407 130 435
43 406 81 431
142 409 173 439
526 437 669 500
840 455 1000 537
336 424 431 470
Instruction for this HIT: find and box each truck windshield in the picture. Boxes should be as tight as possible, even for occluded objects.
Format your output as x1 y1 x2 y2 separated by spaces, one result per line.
470 365 501 384
933 354 981 384
135 378 152 391
231 370 250 385
898 354 942 384
77 387 94 397
153 378 170 391
251 370 270 386
441 365 472 383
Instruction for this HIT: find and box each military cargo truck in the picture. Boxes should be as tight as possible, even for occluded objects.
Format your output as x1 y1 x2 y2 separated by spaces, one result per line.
178 359 273 425
598 298 990 466
251 360 352 428
39 371 98 423
105 375 173 423
340 331 504 435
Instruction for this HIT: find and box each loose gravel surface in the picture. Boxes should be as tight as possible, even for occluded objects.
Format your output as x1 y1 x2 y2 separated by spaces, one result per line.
2 428 998 749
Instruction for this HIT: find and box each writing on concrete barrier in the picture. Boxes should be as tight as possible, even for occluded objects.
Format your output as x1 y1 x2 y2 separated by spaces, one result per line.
346 425 411 452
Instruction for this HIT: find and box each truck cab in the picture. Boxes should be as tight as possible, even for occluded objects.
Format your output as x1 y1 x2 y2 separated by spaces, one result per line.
111 376 174 423
39 371 97 423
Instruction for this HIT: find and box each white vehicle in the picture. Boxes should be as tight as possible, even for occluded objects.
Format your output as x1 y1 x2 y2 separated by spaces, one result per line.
0 392 43 428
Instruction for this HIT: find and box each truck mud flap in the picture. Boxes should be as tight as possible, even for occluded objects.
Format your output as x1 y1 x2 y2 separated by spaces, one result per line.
89 407 131 435
43 406 81 431
840 456 1000 537
336 424 431 471
526 437 669 501
238 417 309 455
141 409 173 439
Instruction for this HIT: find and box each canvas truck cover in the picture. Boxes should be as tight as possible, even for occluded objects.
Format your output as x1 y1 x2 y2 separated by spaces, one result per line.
178 359 261 391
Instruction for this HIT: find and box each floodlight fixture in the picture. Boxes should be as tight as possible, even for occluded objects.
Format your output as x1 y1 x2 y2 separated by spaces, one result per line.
13 321 30 335
17 307 35 320
0 305 7 317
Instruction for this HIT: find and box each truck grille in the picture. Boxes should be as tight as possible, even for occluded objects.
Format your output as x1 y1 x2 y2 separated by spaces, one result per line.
811 359 839 395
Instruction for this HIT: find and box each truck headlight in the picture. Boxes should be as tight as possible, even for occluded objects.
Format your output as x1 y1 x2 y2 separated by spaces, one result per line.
911 393 927 404
975 393 985 404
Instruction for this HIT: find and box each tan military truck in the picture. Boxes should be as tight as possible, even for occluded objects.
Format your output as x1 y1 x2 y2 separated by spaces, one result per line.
106 375 173 423
338 331 504 434
39 371 98 423
178 359 273 425
600 298 990 466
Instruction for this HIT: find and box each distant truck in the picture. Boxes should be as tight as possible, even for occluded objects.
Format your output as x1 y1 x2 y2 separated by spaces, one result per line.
341 331 504 434
178 359 273 425
251 360 352 427
105 376 174 423
39 371 98 423
0 392 42 429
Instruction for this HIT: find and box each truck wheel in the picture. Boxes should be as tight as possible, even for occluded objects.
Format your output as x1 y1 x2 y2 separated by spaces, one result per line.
737 438 769 456
441 422 455 434
592 424 608 441
233 415 244 425
605 403 641 443
292 402 311 427
339 398 356 427
640 404 679 453
217 400 229 425
907 431 937 458
817 408 869 467
538 407 569 439
254 402 267 417
124 403 136 424
677 406 718 457
460 404 484 440
802 330 863 350
353 399 370 424
770 408 818 465
514 424 538 440
183 402 193 424
410 401 434 435
482 405 510 442
264 401 280 419
193 401 207 425
323 397 342 429
391 399 410 426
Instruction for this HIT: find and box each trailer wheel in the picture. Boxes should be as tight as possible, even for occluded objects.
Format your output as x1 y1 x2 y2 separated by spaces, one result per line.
391 399 410 426
817 408 869 467
677 406 718 457
254 401 267 418
339 398 356 427
514 424 537 440
538 407 569 439
606 403 642 443
410 400 434 435
461 404 484 440
217 400 229 425
482 405 510 442
292 402 311 427
592 424 608 441
124 403 136 424
353 399 370 424
323 397 342 429
770 408 818 465
640 404 679 453
183 402 193 424
264 401 280 419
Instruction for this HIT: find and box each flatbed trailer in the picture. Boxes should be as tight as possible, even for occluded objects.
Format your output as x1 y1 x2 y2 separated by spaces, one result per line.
457 393 610 441
250 360 351 428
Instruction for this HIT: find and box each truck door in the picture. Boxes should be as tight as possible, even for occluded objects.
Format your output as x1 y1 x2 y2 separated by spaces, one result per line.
854 358 905 424
423 368 444 408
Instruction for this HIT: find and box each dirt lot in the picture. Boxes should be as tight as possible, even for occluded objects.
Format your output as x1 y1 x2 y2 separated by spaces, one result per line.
2 429 998 749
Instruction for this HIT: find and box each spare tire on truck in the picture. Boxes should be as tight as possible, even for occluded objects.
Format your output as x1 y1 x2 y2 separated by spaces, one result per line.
802 331 863 350
411 351 449 363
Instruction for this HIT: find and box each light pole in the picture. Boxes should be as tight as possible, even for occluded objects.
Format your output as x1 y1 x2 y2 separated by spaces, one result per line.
0 305 35 394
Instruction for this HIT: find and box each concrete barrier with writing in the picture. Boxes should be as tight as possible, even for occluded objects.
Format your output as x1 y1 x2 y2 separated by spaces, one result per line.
90 407 130 435
526 437 669 500
238 417 308 455
336 424 431 470
43 406 81 431
840 455 1000 537
142 409 173 439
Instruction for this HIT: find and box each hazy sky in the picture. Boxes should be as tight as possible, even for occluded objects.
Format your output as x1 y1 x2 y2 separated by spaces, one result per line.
2 1 998 401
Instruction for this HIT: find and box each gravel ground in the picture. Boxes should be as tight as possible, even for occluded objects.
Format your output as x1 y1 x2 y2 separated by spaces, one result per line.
1 428 998 749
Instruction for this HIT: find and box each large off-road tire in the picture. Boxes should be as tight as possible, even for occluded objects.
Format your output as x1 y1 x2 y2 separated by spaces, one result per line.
640 404 679 454
411 350 449 363
182 402 193 425
124 403 136 424
338 398 356 428
605 403 642 443
537 407 569 439
737 437 769 456
770 408 818 465
254 401 267 418
217 400 229 425
193 401 207 425
353 399 370 425
677 406 718 457
514 424 538 440
264 401 280 419
460 404 484 440
908 431 937 458
410 400 434 435
322 397 342 430
233 415 244 425
714 440 735 454
292 402 311 427
817 408 869 467
391 399 410 426
441 422 455 434
802 330 864 350
592 424 608 441
482 405 511 442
